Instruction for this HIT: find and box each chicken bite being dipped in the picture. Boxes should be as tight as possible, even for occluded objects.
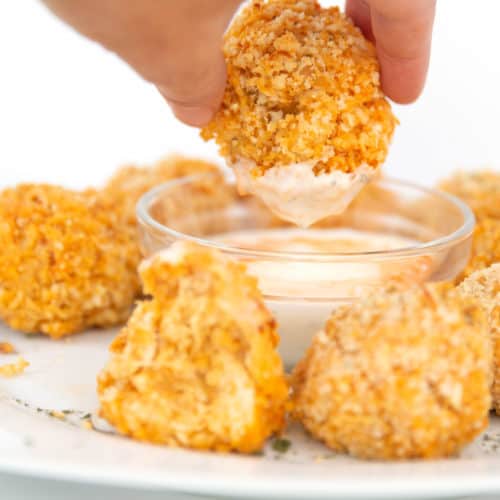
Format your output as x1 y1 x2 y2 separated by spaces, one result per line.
202 0 397 226
0 184 140 338
458 264 500 414
98 241 288 452
292 284 491 460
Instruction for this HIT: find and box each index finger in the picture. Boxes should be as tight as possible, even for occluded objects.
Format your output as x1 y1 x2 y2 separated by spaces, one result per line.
370 0 436 103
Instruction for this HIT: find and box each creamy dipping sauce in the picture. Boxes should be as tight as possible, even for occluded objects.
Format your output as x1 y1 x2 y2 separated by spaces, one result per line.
216 228 416 254
215 228 432 366
233 159 377 227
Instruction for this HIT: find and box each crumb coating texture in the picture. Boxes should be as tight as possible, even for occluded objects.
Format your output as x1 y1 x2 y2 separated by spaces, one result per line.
292 284 491 459
439 170 500 280
102 155 221 227
440 170 500 221
459 264 500 414
461 218 500 281
201 0 397 174
0 184 140 337
98 243 288 452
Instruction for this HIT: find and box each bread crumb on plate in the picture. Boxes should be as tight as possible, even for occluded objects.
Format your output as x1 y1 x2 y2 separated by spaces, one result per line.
0 357 29 378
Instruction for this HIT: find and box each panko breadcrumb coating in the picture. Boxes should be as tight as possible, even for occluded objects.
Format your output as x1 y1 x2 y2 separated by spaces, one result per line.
292 284 491 460
102 155 221 226
460 218 500 280
202 0 396 173
458 264 500 414
0 184 140 338
439 170 500 221
439 170 500 281
98 241 288 453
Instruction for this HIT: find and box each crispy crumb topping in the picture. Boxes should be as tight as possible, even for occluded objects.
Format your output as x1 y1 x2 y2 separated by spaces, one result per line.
439 170 500 281
439 170 500 221
459 264 500 415
202 0 397 174
460 218 500 281
292 283 491 459
102 155 221 226
98 241 288 453
0 184 140 337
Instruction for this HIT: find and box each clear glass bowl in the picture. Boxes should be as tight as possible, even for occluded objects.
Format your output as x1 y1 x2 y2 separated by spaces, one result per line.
137 172 475 367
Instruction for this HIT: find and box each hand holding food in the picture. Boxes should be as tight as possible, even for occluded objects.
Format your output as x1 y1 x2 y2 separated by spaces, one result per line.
202 0 398 226
2 0 500 492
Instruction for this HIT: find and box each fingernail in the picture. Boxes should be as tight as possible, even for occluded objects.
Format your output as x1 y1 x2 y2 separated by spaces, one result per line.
168 103 215 127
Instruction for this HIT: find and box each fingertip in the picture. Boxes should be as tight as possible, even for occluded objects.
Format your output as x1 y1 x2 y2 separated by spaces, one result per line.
168 102 216 127
377 49 430 104
346 0 374 42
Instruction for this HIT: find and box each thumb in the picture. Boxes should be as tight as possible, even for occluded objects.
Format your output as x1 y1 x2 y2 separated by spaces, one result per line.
157 54 228 128
369 0 436 103
155 1 241 127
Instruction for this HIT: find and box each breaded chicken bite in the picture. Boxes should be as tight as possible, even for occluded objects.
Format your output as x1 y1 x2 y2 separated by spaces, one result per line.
202 0 397 226
292 284 491 460
98 241 288 452
439 170 500 281
0 184 140 338
102 155 221 226
439 170 500 221
459 264 500 414
460 218 500 281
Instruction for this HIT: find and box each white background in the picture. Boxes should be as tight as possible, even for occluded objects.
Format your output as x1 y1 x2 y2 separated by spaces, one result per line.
0 1 499 499
0 1 499 191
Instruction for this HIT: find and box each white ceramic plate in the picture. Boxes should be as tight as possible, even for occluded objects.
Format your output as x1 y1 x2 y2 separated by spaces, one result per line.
0 325 500 500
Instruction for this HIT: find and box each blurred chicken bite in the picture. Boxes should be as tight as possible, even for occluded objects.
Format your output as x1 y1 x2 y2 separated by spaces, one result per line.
0 184 140 337
459 264 500 414
202 0 397 226
459 218 500 281
439 170 500 221
292 284 491 460
98 241 288 452
102 155 222 226
439 170 500 281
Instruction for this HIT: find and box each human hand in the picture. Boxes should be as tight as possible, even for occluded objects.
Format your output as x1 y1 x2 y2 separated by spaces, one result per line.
42 0 242 127
346 0 436 103
43 0 434 129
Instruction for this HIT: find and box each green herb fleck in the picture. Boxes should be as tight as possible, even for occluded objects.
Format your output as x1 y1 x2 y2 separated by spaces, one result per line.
272 438 291 454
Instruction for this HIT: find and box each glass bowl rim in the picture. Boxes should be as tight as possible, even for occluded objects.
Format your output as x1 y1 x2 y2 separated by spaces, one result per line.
136 172 475 262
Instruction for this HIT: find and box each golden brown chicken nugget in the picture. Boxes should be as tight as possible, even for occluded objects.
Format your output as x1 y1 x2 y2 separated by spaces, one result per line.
292 283 491 460
0 184 140 337
459 264 500 414
98 241 288 453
